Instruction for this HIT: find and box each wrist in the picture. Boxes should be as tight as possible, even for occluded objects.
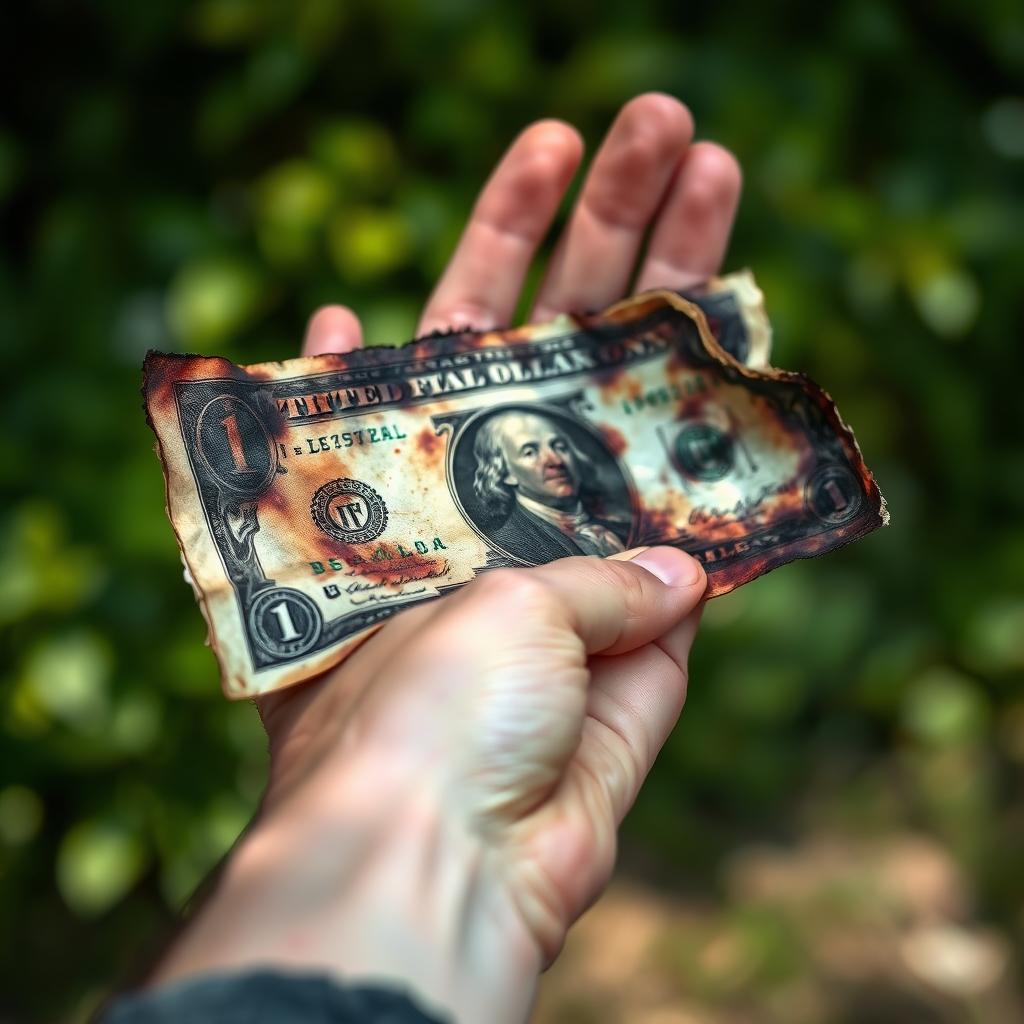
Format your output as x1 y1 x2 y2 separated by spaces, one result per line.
152 752 541 1024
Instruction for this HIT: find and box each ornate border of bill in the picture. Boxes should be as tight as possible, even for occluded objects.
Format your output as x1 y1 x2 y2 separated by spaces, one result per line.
143 272 887 698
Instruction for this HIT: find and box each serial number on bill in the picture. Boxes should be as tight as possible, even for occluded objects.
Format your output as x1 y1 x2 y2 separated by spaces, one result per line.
280 424 409 457
621 376 712 415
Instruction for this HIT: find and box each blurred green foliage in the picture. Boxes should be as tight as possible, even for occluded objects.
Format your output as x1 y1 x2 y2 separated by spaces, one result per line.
2 1 1023 1020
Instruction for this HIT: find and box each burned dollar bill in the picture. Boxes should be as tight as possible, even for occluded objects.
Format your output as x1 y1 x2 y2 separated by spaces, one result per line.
144 279 885 698
682 269 772 367
538 271 770 368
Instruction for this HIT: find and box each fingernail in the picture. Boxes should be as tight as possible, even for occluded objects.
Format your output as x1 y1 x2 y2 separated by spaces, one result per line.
629 546 702 587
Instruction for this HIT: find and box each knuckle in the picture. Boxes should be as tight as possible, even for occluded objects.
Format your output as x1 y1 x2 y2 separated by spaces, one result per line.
588 100 694 229
666 659 689 696
653 642 690 700
513 149 573 202
567 554 619 588
580 726 639 831
573 557 649 618
598 698 650 782
679 179 723 223
483 122 582 226
614 127 674 181
470 567 553 610
617 564 651 618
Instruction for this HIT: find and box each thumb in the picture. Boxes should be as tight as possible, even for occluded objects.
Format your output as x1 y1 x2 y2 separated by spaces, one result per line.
522 546 706 657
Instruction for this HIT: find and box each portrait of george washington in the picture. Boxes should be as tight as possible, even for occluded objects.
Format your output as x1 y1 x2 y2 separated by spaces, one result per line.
453 405 634 564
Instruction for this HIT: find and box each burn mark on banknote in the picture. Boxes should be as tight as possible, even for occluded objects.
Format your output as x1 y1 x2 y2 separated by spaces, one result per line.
143 275 886 698
415 427 443 460
599 424 628 458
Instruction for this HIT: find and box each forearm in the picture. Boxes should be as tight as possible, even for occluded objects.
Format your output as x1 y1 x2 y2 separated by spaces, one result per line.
148 764 541 1024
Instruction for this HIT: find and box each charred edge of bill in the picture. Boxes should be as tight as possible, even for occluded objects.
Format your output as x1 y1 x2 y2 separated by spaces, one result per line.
194 283 720 378
140 351 175 438
142 349 282 387
143 350 290 438
702 510 885 600
140 275 739 388
635 291 889 531
141 351 249 699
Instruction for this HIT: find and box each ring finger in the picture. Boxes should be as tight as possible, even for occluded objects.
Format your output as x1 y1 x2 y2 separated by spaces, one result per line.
634 141 742 293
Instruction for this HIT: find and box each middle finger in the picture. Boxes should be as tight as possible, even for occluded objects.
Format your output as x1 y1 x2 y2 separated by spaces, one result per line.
531 93 694 321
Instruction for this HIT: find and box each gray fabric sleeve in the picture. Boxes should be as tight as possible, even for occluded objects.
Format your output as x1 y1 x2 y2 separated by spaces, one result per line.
100 971 449 1024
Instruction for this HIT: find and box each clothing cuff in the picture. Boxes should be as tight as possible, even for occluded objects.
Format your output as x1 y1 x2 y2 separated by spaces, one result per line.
99 970 448 1024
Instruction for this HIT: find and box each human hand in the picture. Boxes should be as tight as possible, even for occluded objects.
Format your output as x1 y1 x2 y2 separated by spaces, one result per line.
152 94 740 1023
300 91 740 350
155 549 706 1023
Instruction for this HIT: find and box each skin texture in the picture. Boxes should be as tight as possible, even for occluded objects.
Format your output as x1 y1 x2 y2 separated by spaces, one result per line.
150 93 742 1023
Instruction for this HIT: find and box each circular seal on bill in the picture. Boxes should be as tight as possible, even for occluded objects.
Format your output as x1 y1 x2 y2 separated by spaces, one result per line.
674 422 735 482
248 587 322 659
804 464 863 525
310 478 388 544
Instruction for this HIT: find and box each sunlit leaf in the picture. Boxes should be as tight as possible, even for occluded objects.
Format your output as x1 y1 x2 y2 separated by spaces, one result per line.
903 667 989 746
312 120 398 190
21 630 112 733
57 821 146 917
961 599 1024 674
327 207 412 283
167 257 267 349
0 786 44 845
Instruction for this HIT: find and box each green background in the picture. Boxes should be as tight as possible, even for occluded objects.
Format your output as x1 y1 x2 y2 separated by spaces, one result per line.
2 1 1022 1020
